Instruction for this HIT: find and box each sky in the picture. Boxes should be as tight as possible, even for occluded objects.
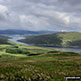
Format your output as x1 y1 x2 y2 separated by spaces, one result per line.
0 0 81 31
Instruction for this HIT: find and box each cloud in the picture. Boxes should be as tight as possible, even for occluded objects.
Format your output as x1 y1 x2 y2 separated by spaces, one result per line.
0 5 8 21
0 0 81 31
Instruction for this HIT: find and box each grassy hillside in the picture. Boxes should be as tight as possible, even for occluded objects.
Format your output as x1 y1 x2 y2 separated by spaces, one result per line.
58 32 81 41
19 34 62 46
19 32 81 47
0 34 81 80
58 32 81 47
0 41 81 81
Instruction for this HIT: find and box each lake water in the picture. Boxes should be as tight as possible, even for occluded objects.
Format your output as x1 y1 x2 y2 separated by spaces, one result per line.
8 36 29 46
8 36 81 53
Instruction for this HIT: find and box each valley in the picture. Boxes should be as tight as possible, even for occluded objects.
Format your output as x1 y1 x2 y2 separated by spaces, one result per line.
0 32 81 81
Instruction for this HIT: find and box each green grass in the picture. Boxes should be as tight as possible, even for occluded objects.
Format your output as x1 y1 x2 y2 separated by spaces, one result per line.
58 32 81 41
0 42 81 81
0 52 81 81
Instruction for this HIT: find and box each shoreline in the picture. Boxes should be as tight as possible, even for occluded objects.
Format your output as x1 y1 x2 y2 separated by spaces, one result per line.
18 42 81 49
35 45 81 49
8 36 81 53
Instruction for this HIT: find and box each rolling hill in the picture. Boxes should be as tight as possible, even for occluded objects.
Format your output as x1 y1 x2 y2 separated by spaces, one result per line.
19 32 81 47
0 32 81 81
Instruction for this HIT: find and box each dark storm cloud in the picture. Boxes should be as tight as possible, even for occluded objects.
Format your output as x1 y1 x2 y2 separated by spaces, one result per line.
0 0 81 31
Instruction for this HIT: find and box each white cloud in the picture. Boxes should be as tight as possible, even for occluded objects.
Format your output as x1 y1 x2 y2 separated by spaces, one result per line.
0 0 81 31
63 16 70 24
0 5 9 21
0 5 8 13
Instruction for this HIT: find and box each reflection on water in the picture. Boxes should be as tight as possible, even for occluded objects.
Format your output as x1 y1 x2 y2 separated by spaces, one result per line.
9 36 81 53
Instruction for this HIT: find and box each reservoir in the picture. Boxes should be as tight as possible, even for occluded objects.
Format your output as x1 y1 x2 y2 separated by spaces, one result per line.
8 36 81 53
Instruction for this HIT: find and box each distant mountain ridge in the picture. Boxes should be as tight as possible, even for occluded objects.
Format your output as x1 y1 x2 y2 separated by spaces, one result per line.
0 30 59 35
